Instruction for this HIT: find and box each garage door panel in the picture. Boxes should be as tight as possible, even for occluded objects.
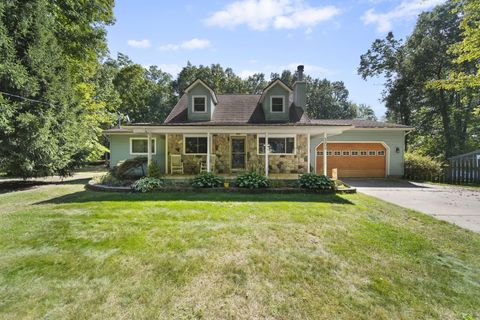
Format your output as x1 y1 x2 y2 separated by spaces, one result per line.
316 143 386 178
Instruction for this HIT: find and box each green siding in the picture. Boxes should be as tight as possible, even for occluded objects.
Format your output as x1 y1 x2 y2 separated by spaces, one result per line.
187 85 214 122
108 135 166 173
262 84 290 122
310 130 406 176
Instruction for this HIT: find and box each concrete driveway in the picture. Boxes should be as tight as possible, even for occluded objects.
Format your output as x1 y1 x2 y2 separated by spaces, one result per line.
344 179 480 233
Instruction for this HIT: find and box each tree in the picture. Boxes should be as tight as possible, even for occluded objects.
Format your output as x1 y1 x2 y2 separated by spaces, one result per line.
305 79 357 119
174 62 247 95
0 0 88 177
429 0 480 90
0 0 115 177
359 0 479 159
353 104 377 121
111 54 175 123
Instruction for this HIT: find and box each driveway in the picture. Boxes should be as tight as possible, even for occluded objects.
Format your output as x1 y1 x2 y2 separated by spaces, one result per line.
344 179 480 233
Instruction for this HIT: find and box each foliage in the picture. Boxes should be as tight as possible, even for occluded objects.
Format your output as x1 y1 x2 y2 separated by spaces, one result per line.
94 171 132 187
404 152 444 180
306 79 358 119
109 55 176 123
235 172 270 189
147 161 163 179
0 0 115 178
429 0 480 91
131 177 164 193
298 173 335 190
359 1 480 159
192 172 224 188
114 157 147 179
353 103 378 121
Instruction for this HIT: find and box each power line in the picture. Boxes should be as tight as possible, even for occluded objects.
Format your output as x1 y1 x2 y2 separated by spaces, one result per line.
0 91 52 106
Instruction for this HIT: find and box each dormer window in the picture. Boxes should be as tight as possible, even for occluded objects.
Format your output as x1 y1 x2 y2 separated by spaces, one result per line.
271 96 284 113
193 96 207 113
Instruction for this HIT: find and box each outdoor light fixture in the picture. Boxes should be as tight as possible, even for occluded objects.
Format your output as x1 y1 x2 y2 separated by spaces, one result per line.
396 147 400 153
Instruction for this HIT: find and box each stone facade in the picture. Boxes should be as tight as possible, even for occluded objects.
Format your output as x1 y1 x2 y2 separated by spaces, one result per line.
166 133 309 175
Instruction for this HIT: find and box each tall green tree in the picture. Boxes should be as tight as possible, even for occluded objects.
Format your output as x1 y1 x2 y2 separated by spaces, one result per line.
306 79 357 119
359 0 479 158
0 0 115 177
174 62 247 95
110 54 175 123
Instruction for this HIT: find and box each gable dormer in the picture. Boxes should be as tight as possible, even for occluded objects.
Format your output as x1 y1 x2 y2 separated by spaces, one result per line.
259 79 293 122
184 79 217 122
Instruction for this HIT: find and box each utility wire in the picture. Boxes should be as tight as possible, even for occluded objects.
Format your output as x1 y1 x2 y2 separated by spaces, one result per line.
0 91 53 106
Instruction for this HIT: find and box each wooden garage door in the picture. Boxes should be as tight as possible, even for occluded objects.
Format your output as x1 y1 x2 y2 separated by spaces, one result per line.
316 143 386 178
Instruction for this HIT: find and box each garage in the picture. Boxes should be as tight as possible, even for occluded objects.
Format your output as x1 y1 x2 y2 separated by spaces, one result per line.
316 142 387 178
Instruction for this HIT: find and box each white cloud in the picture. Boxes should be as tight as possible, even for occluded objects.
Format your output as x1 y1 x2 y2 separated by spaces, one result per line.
362 0 446 32
205 0 340 31
158 38 211 51
127 39 151 48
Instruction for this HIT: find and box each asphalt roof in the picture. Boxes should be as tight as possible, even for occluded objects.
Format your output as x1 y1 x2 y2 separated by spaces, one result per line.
161 93 410 128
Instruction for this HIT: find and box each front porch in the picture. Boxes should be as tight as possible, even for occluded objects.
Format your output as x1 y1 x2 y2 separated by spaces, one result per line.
163 133 310 176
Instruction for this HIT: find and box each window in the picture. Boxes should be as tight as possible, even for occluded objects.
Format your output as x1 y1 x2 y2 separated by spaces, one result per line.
351 151 359 156
369 150 377 156
334 151 341 156
184 136 208 154
270 96 284 113
258 136 295 154
342 151 350 156
192 96 206 113
360 150 368 156
326 151 332 156
317 151 323 156
377 150 385 156
130 138 156 155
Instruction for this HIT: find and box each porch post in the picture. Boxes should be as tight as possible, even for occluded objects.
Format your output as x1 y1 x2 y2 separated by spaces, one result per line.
207 132 211 172
147 132 152 169
307 133 311 173
165 134 168 174
265 132 269 177
323 132 327 176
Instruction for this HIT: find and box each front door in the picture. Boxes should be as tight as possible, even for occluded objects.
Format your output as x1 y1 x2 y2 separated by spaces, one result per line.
231 137 246 170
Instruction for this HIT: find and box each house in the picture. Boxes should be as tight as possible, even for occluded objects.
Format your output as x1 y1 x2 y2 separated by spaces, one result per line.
104 65 412 178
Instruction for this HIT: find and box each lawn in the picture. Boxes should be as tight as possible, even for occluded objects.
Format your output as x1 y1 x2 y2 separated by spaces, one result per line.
0 183 479 319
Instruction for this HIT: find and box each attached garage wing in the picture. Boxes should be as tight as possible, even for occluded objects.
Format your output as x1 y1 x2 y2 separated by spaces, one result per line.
316 142 387 178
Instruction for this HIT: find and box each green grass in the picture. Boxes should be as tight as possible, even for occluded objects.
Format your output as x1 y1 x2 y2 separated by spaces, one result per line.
1 183 479 320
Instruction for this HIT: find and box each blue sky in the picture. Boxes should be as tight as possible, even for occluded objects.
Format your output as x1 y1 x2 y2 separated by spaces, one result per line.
106 0 444 117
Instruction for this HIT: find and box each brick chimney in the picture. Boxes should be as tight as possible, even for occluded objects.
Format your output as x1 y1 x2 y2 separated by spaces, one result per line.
293 65 306 109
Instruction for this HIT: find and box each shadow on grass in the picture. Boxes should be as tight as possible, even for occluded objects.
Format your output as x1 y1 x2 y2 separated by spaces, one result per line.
37 189 354 205
0 178 92 194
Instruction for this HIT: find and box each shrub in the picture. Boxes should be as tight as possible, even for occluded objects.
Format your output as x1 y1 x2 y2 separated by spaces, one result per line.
235 172 270 189
192 172 223 188
131 177 164 193
94 171 132 187
298 173 334 190
114 157 147 179
148 161 163 179
404 152 443 180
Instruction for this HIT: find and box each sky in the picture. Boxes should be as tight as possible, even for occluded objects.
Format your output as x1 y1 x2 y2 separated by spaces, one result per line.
106 0 445 118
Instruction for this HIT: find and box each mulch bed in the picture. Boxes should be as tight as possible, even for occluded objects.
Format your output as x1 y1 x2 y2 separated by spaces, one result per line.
86 181 356 194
